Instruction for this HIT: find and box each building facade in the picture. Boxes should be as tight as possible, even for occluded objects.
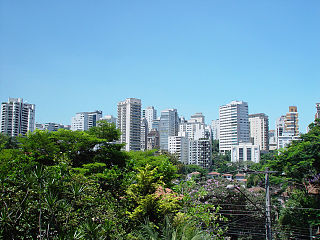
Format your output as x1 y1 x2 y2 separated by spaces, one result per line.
36 123 70 131
285 106 299 136
0 98 35 136
168 133 189 164
159 109 179 151
142 106 157 133
190 112 205 124
219 101 250 153
71 111 102 131
211 119 220 140
100 115 117 125
147 129 160 150
117 98 141 151
231 142 260 163
188 139 212 168
315 103 320 120
248 113 269 151
140 118 148 151
268 130 277 151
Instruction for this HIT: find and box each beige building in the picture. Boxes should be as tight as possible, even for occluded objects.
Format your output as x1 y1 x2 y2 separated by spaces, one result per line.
284 106 299 136
249 113 269 151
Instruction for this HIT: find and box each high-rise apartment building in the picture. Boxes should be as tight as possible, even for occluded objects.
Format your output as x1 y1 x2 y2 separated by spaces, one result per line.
142 106 157 132
275 106 300 149
315 103 320 120
159 109 179 151
284 106 299 136
169 133 189 164
219 101 250 153
117 98 141 151
0 98 35 136
248 113 269 151
211 119 220 140
140 118 148 151
188 139 212 168
71 111 102 131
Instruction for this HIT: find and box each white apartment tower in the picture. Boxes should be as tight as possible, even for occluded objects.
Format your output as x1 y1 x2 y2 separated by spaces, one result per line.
249 113 269 151
168 132 189 164
117 98 141 151
0 98 35 136
71 111 102 131
142 106 157 132
219 101 250 153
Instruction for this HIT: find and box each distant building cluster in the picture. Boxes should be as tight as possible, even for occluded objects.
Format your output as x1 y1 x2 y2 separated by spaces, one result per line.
1 97 319 168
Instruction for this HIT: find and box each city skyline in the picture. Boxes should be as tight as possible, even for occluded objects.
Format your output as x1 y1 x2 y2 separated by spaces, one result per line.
1 1 319 132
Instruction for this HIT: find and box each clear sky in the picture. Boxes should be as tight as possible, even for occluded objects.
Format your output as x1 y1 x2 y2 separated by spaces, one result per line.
1 1 319 132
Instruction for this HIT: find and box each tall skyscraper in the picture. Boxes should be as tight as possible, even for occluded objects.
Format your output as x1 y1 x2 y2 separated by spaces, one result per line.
0 98 35 136
219 101 250 153
159 109 179 151
117 98 141 151
142 106 157 132
285 106 299 136
315 103 320 120
71 111 102 131
249 113 269 151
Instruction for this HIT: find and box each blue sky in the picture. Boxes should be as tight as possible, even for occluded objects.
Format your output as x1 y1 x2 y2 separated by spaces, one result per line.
1 0 319 132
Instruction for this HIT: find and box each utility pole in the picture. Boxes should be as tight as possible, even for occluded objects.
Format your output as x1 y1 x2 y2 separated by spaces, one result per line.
265 168 272 240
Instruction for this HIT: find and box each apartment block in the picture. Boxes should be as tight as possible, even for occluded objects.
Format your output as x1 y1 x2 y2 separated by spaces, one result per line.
0 98 35 136
249 113 269 151
142 106 157 133
285 106 299 136
168 133 189 164
211 119 220 140
117 98 141 151
71 111 102 131
231 142 260 163
140 118 148 151
219 101 250 153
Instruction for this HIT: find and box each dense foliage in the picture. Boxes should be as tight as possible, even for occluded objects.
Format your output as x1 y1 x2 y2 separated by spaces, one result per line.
0 121 225 239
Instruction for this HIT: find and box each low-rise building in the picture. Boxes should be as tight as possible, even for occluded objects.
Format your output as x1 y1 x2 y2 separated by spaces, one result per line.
231 142 260 163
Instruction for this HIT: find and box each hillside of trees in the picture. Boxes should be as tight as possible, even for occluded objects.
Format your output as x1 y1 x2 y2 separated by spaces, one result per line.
0 120 319 239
